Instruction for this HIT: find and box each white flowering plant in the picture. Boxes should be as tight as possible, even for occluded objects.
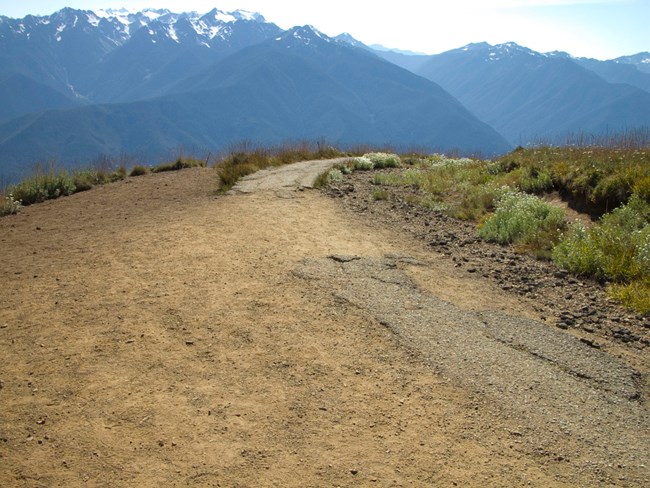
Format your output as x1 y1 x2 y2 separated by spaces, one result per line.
363 152 401 169
1 193 22 216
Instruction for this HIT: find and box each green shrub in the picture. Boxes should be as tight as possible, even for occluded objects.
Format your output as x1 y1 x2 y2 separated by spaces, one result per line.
152 158 205 173
372 189 389 201
112 167 128 181
69 167 126 191
2 163 128 210
609 280 650 315
339 163 353 175
452 183 502 221
552 196 650 281
633 175 650 200
372 173 402 186
129 165 149 177
485 159 519 175
517 166 553 194
479 189 566 248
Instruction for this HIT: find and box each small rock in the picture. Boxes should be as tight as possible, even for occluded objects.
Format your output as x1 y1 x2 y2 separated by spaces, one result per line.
579 338 601 349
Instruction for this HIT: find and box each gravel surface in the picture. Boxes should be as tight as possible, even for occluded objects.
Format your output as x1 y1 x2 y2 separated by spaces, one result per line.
295 254 649 485
227 158 349 194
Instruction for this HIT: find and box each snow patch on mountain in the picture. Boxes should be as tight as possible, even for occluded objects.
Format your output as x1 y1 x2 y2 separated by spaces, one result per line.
457 42 547 62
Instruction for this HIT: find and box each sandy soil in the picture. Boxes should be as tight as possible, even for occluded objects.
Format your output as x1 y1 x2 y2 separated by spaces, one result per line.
0 164 647 487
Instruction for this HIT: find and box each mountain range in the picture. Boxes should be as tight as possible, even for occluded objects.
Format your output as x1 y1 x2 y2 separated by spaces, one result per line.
0 7 648 183
405 43 650 145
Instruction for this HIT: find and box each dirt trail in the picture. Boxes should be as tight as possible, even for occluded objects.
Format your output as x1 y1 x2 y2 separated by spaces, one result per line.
0 162 648 487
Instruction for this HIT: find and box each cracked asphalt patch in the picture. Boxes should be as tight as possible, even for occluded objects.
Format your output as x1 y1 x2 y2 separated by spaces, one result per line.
295 254 649 483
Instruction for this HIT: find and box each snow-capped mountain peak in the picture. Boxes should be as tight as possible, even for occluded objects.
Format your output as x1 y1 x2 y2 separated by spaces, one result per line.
293 25 330 41
334 32 365 48
545 50 573 59
1 7 270 47
275 25 333 48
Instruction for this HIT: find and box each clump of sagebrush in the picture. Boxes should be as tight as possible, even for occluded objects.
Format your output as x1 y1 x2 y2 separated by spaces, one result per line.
325 168 344 184
338 163 353 175
364 152 401 169
479 188 566 256
216 142 344 191
353 156 374 171
151 158 205 173
313 166 347 189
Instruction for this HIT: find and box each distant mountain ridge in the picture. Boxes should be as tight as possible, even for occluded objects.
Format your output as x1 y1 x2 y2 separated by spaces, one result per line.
359 40 650 145
412 42 650 145
0 18 510 182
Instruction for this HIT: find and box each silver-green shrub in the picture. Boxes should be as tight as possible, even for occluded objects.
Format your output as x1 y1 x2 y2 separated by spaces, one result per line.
326 168 344 184
363 152 401 169
480 188 565 245
353 156 374 171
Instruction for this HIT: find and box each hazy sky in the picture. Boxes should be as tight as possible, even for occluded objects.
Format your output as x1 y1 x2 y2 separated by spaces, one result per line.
1 0 647 59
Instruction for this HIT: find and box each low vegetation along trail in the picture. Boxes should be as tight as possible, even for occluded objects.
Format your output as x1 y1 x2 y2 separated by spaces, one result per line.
1 162 648 487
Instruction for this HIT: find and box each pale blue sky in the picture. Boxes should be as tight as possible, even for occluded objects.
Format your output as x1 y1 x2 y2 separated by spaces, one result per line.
1 0 647 59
